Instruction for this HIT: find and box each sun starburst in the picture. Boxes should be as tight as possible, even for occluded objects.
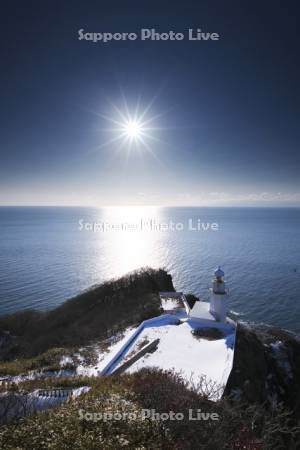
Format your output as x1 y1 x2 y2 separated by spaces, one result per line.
90 91 168 165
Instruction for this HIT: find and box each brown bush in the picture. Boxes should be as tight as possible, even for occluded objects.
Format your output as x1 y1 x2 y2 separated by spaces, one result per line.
1 369 299 449
0 268 173 362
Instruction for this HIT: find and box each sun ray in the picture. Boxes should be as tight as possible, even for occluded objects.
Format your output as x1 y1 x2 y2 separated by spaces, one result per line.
88 91 171 168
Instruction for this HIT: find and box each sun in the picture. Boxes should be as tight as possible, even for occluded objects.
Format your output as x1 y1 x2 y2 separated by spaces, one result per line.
97 95 161 149
123 120 143 139
91 93 167 164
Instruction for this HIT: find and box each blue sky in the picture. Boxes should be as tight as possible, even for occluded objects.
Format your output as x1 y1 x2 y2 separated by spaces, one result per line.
0 0 299 206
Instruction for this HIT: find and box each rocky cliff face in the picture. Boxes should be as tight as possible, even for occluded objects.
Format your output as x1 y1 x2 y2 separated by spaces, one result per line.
0 331 15 361
225 323 300 417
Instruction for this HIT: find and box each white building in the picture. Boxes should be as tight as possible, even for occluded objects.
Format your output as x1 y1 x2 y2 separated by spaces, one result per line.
189 267 228 326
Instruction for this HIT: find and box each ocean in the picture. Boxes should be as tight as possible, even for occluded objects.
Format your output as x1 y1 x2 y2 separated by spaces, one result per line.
0 206 299 333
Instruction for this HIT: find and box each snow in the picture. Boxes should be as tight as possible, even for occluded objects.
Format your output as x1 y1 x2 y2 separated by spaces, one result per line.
1 306 236 403
85 307 237 399
2 369 76 385
76 326 139 377
270 340 293 380
161 297 181 311
189 301 215 321
59 355 73 367
72 386 91 397
74 307 236 400
120 320 235 396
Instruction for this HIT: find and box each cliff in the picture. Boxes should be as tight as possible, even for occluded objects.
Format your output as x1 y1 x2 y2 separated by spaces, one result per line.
0 269 300 448
225 322 300 418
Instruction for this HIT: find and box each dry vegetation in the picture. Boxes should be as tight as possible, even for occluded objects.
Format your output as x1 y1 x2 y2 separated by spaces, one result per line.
192 327 225 341
0 369 299 449
1 270 300 448
0 268 173 365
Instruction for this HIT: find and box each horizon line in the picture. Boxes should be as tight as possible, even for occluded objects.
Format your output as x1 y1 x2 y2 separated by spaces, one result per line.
0 204 299 209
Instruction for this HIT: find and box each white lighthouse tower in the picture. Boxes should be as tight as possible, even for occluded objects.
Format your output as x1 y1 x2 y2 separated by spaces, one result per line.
209 266 228 322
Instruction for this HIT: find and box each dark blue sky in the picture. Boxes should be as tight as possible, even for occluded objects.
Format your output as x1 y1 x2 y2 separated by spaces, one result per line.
1 0 299 206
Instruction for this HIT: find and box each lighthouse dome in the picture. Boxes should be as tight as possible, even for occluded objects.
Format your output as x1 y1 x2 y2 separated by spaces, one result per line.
214 266 224 278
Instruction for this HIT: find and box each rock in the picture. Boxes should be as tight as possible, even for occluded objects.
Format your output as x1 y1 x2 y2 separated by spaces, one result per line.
225 323 300 417
0 331 11 347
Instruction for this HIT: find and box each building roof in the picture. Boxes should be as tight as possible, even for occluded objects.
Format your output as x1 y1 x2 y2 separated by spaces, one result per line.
214 266 224 278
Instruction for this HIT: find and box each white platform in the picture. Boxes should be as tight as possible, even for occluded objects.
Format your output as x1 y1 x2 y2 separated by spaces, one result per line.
188 300 233 331
189 301 215 321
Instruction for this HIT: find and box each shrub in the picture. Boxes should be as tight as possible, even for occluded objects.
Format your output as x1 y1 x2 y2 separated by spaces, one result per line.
192 328 225 341
0 268 173 362
0 369 299 449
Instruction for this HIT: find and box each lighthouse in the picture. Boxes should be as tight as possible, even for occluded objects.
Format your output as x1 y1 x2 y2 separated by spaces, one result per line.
209 267 227 322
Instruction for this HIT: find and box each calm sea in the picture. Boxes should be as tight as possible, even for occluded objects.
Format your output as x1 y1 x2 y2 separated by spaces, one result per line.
0 206 299 333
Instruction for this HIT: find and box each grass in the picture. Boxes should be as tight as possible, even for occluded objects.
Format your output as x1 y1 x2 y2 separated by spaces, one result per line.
0 348 74 377
0 376 94 394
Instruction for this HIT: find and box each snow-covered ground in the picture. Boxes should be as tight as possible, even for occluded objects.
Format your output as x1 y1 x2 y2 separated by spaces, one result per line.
103 313 235 398
160 297 181 311
75 301 236 400
71 303 236 399
125 321 234 389
0 369 76 385
1 300 236 402
76 326 140 377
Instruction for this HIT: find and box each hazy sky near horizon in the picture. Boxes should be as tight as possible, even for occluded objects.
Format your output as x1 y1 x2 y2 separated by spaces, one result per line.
0 0 299 207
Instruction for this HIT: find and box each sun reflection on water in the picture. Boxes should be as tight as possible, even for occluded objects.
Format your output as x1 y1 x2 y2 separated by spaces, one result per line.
98 206 164 277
